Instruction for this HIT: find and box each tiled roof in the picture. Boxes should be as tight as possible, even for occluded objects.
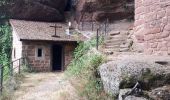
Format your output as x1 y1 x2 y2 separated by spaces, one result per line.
10 19 86 42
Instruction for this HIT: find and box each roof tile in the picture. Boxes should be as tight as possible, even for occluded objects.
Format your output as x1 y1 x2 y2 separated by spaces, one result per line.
10 19 86 42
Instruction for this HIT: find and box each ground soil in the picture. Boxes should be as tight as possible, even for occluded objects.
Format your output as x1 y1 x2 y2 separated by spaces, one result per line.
13 73 83 100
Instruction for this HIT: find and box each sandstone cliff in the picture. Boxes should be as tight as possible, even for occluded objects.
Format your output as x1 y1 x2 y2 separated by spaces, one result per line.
4 0 68 22
75 0 134 22
1 0 134 22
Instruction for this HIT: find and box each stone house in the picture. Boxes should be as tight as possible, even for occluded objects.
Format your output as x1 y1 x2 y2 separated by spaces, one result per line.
10 19 85 72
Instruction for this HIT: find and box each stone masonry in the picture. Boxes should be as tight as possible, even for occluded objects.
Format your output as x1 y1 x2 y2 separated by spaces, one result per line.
22 41 76 72
22 41 51 72
134 0 170 55
64 44 76 70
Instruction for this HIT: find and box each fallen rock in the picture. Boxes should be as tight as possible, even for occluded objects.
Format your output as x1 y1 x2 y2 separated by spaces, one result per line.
124 96 147 100
99 58 170 96
148 85 170 100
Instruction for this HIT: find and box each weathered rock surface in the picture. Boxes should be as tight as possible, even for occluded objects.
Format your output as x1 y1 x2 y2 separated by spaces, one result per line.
76 0 134 22
99 58 170 96
124 96 147 100
119 89 131 100
148 85 170 100
5 0 67 21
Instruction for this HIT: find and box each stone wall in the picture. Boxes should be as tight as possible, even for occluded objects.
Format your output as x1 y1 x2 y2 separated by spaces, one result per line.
22 41 76 72
64 43 76 70
22 41 51 72
134 0 170 55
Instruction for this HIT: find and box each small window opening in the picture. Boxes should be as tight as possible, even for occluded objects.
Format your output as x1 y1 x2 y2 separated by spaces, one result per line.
37 48 43 57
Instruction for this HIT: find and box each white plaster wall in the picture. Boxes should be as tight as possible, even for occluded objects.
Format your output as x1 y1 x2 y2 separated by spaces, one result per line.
12 28 23 72
12 29 22 61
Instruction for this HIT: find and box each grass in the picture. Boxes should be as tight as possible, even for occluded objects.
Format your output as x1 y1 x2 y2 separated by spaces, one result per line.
65 38 115 100
0 63 29 100
0 73 25 100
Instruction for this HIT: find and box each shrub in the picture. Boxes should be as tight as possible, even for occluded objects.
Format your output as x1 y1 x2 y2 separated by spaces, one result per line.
0 24 12 80
65 38 114 100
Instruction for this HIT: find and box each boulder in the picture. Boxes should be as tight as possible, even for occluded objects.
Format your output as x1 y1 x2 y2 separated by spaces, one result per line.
99 58 170 96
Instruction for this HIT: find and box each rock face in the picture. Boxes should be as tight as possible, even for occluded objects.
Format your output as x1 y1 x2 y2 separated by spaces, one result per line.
5 0 67 21
1 0 134 23
75 0 134 22
99 57 170 96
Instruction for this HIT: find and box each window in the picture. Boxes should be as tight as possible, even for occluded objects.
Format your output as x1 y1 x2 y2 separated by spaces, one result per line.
37 48 43 58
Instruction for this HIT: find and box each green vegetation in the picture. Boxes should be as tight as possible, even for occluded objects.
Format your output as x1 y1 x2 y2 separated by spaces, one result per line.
0 73 25 100
66 38 114 100
0 22 12 80
0 0 7 6
0 24 12 65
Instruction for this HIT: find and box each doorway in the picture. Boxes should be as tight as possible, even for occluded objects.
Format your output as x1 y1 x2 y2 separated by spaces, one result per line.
52 45 63 71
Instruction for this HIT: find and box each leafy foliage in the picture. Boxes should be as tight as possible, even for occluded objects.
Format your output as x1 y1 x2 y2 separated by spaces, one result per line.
0 0 10 6
0 24 12 65
0 24 12 80
67 38 103 76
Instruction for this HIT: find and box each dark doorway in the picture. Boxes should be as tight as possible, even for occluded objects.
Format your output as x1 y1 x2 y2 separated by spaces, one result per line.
52 45 63 71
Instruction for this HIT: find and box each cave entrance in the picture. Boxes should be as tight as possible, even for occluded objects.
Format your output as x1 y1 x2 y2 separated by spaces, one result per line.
65 0 72 11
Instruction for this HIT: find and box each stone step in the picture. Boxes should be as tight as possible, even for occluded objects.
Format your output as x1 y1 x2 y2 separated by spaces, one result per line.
105 40 125 44
120 44 129 48
105 45 120 48
109 34 127 37
119 48 129 52
106 36 127 40
109 31 120 36
104 41 125 45
107 37 127 41
103 48 120 52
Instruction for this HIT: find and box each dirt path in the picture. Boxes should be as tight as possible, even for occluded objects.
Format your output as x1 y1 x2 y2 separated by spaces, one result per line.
14 73 81 100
